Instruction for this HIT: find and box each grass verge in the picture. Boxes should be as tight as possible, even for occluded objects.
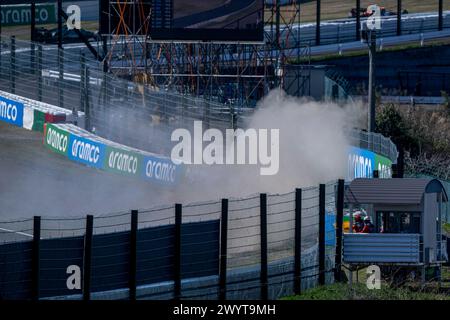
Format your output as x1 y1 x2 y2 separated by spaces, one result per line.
282 282 450 300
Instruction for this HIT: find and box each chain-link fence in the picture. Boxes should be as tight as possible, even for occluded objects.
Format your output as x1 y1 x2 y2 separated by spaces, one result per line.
0 180 343 300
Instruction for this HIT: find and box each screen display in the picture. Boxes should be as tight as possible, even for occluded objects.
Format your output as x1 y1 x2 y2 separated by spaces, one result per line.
101 0 264 42
156 0 264 41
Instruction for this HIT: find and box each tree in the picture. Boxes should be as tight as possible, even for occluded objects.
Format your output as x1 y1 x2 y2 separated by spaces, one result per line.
375 104 419 156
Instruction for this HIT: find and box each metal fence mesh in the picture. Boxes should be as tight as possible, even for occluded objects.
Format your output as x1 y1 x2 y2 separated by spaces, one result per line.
0 177 340 300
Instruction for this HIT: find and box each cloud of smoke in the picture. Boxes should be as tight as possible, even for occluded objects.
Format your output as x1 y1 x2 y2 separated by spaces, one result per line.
173 90 365 202
0 90 364 220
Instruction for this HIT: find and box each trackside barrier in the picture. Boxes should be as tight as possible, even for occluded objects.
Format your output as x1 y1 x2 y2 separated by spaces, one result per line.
0 90 84 132
347 146 394 180
0 180 344 300
43 123 183 185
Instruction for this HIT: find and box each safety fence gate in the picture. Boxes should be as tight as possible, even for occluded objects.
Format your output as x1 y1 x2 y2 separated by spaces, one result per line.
0 180 345 300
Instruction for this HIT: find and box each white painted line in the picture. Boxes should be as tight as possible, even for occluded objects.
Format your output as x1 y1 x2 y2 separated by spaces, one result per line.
0 227 33 238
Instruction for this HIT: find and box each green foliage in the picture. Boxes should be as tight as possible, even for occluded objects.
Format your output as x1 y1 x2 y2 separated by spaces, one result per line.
442 91 450 115
375 104 419 155
444 222 450 235
283 283 450 300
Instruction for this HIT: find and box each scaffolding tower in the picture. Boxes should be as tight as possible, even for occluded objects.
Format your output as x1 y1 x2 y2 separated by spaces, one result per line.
102 0 311 107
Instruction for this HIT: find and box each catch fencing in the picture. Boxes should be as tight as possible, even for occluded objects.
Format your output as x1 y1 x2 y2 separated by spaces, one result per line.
0 36 246 156
265 0 450 47
0 180 344 300
0 36 398 164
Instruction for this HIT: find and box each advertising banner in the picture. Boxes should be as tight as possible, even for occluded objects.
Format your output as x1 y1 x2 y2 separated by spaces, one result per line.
347 146 375 180
104 146 143 177
347 146 394 180
44 123 70 156
32 109 46 132
68 134 106 169
142 155 180 185
0 95 24 127
375 154 393 178
1 4 57 26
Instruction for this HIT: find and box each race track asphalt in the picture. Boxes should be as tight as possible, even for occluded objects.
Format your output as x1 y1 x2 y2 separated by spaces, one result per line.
0 122 171 221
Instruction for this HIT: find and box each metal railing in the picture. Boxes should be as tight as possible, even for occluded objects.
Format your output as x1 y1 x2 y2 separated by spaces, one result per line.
347 129 398 164
270 11 450 48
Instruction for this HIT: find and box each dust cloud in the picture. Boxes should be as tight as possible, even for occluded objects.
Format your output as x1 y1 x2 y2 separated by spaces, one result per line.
0 90 364 220
173 89 365 202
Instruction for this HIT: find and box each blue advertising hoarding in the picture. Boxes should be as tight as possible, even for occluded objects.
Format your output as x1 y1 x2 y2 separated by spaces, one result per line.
68 134 106 168
142 155 181 185
347 146 375 180
0 95 24 127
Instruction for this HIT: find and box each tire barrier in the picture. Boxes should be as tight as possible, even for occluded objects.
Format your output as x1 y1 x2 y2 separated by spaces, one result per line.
0 90 83 133
43 123 183 186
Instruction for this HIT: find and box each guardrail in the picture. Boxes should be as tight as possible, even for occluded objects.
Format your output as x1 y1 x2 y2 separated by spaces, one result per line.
43 123 182 185
0 89 83 132
377 96 447 105
271 11 450 48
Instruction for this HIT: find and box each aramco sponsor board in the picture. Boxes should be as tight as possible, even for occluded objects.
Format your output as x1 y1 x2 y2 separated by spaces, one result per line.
347 146 393 180
1 4 57 26
0 91 79 132
44 123 182 186
0 95 24 127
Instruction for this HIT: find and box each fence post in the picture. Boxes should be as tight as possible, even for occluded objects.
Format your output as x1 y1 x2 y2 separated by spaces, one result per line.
260 193 268 300
57 0 63 49
0 33 2 75
294 188 302 295
316 0 321 46
174 204 182 300
30 42 35 76
335 180 345 282
129 210 138 300
318 184 326 286
58 48 64 109
10 36 15 94
356 0 361 41
85 67 91 132
37 45 43 102
80 53 86 125
397 0 402 36
83 215 94 301
438 0 443 31
31 216 41 301
219 199 228 300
